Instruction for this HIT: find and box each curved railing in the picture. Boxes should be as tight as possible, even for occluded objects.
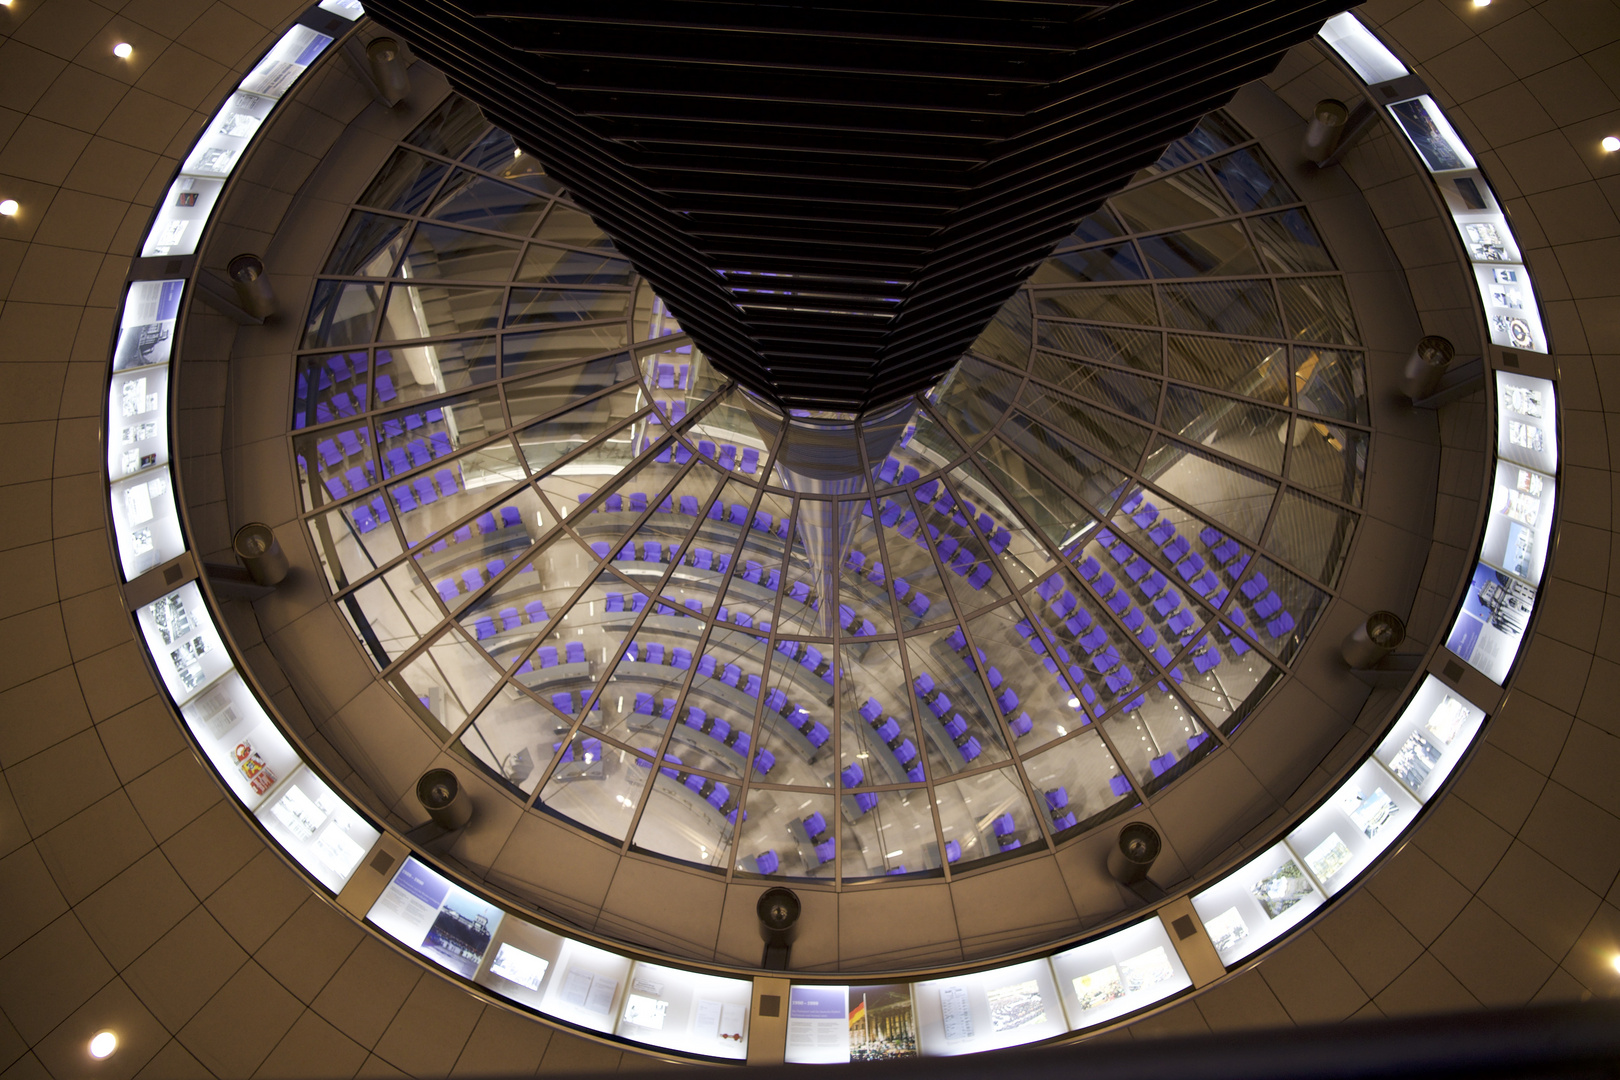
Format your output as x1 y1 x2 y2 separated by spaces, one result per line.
102 8 1558 1064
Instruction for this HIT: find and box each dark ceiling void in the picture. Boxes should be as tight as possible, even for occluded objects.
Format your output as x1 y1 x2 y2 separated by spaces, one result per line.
365 0 1351 412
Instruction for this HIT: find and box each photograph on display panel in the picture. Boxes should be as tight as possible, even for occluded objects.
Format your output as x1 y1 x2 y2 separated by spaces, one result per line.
785 985 852 1064
847 984 918 1061
1445 561 1533 685
1478 459 1555 585
368 857 504 978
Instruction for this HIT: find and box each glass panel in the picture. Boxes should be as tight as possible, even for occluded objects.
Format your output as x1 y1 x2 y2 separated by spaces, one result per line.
1014 388 1151 474
1160 386 1288 475
633 283 684 343
1223 554 1330 665
426 169 550 235
391 626 502 738
324 211 405 276
374 385 504 481
308 495 402 592
932 768 1043 867
533 411 640 514
459 683 568 796
928 355 1020 446
536 739 654 841
735 789 837 880
968 296 1032 369
1033 321 1160 373
966 603 1078 750
1158 280 1281 338
1019 731 1135 837
506 353 638 428
339 560 441 669
460 128 562 193
713 488 795 630
1250 209 1334 273
773 503 825 637
917 479 1009 614
302 280 382 348
1029 353 1158 421
394 444 531 551
873 490 949 633
660 626 770 783
1062 206 1125 244
1107 165 1229 233
1101 686 1210 793
1166 335 1288 405
1208 147 1295 212
1176 619 1280 736
974 434 1097 556
1264 488 1356 586
377 336 498 404
358 148 449 215
378 283 504 340
1279 277 1359 346
751 642 836 789
681 384 775 474
404 95 487 159
905 624 1010 776
841 787 940 879
400 222 523 281
518 244 634 286
536 204 615 249
631 754 739 869
292 421 377 513
1287 419 1367 506
589 604 707 747
1142 436 1277 542
1293 346 1368 424
510 566 631 721
839 638 928 786
1138 223 1261 279
293 350 369 429
838 500 895 635
948 459 1059 592
1029 242 1146 284
1034 286 1157 326
504 289 628 332
453 521 575 669
868 405 960 488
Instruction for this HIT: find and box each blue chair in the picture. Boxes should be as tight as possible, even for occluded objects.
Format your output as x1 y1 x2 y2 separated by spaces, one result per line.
755 850 779 875
803 812 828 839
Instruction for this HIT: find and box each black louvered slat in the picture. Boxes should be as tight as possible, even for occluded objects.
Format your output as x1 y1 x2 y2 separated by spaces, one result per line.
365 0 1350 412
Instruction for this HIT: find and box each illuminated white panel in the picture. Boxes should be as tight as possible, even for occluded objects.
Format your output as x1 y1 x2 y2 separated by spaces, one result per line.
181 91 277 180
133 582 233 704
1373 675 1487 801
1446 560 1533 685
537 938 634 1034
107 364 171 480
113 279 184 371
784 985 852 1064
178 668 301 811
368 856 506 978
319 0 365 19
473 916 569 1008
1495 371 1558 474
1286 758 1422 897
1473 264 1546 354
1388 96 1476 173
141 177 225 258
1318 13 1408 85
239 24 334 99
256 763 379 892
613 961 751 1060
109 465 185 580
1049 916 1192 1031
1480 458 1555 586
1191 843 1324 966
913 958 1066 1055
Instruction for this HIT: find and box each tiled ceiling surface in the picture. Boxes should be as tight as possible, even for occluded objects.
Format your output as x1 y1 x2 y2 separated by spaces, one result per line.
0 0 1617 1076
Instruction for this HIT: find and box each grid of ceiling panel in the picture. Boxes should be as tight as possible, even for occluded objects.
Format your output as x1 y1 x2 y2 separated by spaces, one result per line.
292 100 1368 885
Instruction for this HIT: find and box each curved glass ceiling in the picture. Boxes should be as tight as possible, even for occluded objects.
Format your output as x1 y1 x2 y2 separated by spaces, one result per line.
293 97 1368 884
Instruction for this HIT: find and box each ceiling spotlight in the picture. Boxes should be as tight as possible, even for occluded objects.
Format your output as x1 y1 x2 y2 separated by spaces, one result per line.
1612 954 1620 975
1603 136 1620 153
113 42 133 58
88 1031 117 1059
1472 0 1490 6
0 199 17 216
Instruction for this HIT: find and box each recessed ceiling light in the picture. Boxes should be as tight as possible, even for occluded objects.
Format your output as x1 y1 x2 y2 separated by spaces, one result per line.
1612 954 1620 975
88 1031 118 1059
113 42 133 58
1604 136 1620 153
0 199 18 216
1472 0 1491 7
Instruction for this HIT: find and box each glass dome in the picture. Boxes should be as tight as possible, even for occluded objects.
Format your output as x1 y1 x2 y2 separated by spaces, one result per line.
292 96 1368 884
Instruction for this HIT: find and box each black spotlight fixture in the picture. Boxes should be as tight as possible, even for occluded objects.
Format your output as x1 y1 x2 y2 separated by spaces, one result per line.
758 887 801 971
1107 821 1162 887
